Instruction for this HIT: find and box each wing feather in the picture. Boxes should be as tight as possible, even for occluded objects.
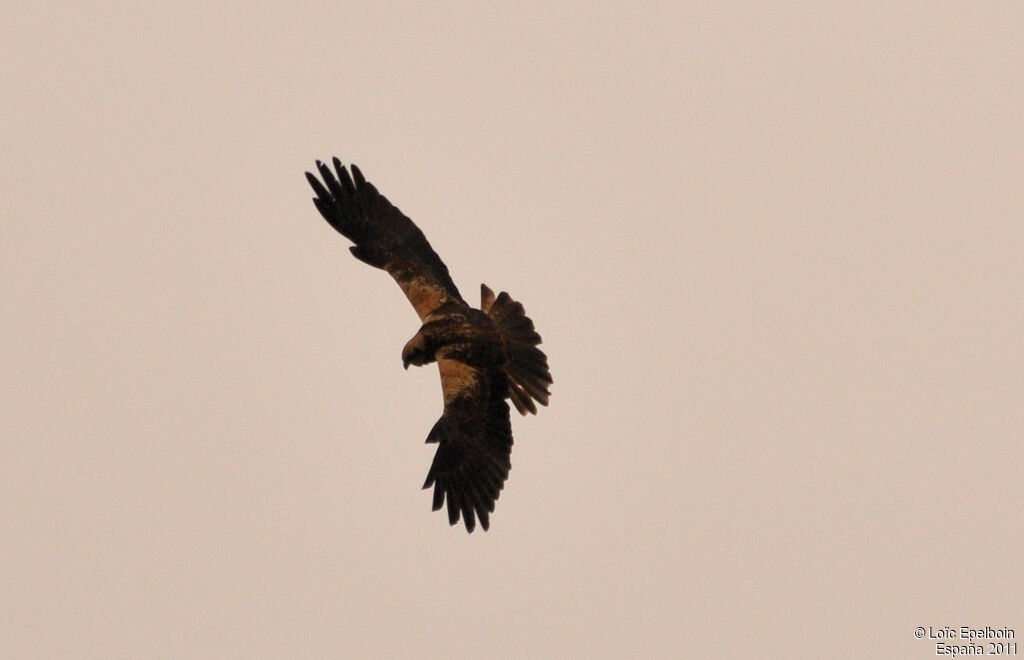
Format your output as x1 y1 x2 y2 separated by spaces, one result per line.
422 359 512 532
306 158 464 320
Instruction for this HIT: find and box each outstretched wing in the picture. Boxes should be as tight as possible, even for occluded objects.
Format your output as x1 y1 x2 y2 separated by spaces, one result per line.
422 360 512 532
306 158 464 320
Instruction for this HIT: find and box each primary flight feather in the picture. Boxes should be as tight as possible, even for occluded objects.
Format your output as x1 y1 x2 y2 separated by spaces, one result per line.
306 158 552 532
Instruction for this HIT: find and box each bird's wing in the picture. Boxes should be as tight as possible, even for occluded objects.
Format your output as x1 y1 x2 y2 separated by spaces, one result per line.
306 158 464 320
422 359 513 532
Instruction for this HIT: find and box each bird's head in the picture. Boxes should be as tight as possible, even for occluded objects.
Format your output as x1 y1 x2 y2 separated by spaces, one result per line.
402 334 430 370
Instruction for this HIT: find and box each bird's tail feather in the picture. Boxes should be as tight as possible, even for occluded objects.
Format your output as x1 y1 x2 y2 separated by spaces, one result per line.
481 284 552 415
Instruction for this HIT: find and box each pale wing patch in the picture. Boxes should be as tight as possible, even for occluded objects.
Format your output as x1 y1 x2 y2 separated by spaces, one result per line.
396 274 453 321
436 357 480 406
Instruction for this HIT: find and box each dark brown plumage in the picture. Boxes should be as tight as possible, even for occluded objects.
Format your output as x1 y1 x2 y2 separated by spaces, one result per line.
306 158 552 532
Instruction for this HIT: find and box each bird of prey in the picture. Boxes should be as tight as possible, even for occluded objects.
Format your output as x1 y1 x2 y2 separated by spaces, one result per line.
305 158 552 532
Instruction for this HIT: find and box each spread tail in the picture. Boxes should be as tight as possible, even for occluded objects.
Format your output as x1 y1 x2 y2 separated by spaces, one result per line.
481 284 552 415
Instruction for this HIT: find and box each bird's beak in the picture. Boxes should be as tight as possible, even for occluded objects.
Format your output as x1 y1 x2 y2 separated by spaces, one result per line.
403 357 411 370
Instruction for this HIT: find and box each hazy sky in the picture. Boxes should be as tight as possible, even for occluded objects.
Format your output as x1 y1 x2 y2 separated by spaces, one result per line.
3 3 1021 658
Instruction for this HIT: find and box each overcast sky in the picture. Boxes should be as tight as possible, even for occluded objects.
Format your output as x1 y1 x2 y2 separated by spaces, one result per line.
3 3 1021 658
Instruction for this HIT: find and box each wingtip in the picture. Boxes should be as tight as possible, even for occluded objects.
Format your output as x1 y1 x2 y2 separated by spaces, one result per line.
446 496 460 526
351 163 365 187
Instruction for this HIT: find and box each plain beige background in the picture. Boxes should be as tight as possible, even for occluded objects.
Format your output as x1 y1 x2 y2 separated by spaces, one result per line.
2 2 1021 658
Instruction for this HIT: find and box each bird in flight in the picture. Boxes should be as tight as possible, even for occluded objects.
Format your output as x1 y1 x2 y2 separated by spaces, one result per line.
305 158 552 532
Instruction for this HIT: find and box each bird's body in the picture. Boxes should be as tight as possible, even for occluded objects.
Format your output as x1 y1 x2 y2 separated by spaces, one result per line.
402 303 504 373
306 158 551 532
